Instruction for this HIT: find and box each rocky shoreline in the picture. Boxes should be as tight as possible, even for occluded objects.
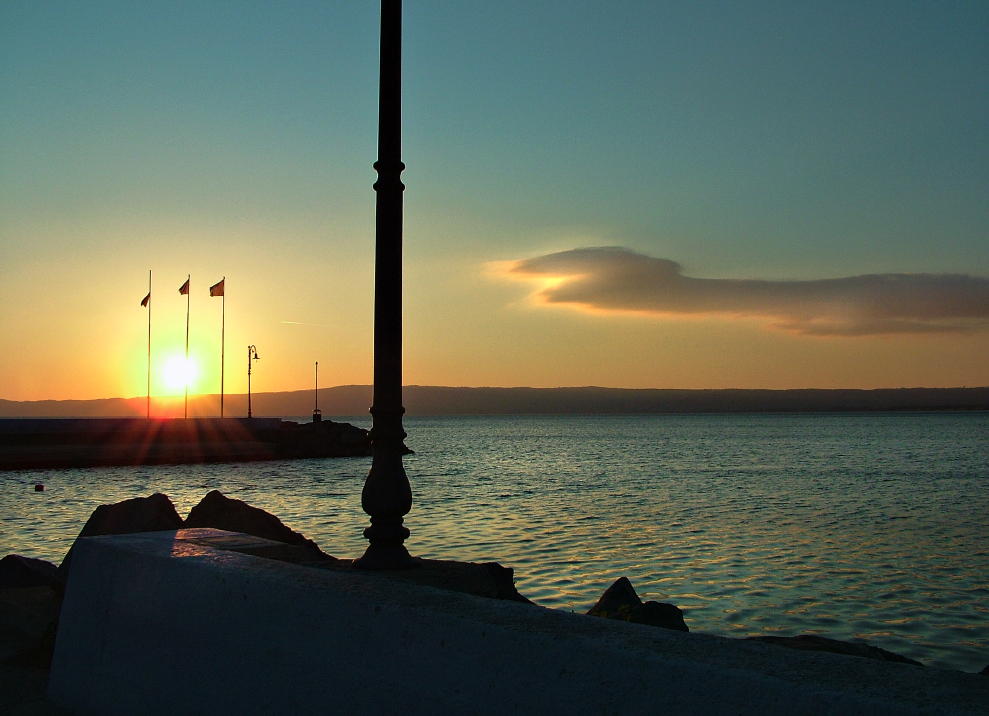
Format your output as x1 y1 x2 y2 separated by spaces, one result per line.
2 492 987 713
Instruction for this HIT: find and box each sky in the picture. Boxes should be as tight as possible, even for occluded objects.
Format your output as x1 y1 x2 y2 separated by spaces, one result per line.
1 0 987 402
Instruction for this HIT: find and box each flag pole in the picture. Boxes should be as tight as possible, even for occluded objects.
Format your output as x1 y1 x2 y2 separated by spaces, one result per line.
220 277 225 418
184 274 190 419
147 269 152 419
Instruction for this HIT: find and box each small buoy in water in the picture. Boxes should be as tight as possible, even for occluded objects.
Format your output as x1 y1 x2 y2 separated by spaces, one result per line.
34 483 44 492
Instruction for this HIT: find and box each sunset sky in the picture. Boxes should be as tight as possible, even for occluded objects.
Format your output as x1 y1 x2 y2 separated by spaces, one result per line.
2 1 987 402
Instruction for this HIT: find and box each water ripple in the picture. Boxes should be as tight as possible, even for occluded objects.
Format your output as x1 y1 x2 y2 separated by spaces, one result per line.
2 412 987 672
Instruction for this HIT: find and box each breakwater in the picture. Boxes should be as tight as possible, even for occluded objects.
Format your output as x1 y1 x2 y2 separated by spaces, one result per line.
0 417 370 470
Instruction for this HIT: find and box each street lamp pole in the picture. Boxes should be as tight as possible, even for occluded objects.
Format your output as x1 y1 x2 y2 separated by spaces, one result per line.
247 345 260 418
313 360 321 423
355 0 414 569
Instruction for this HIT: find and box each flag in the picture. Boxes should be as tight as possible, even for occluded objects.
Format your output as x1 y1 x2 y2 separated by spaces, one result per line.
179 278 190 295
140 293 150 307
209 278 225 297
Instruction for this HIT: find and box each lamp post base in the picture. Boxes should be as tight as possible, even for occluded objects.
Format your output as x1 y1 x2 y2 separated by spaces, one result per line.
353 543 417 570
354 513 417 569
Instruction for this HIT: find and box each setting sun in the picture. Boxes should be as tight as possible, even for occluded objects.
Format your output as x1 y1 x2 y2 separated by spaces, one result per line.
161 355 198 392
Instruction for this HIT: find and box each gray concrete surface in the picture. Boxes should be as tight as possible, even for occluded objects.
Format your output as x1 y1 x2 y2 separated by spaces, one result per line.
48 530 989 715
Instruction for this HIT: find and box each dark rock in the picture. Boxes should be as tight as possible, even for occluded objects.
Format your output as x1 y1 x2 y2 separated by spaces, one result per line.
587 577 688 632
629 600 689 631
279 419 416 456
747 634 923 666
0 556 59 589
588 576 641 617
58 493 184 582
184 490 331 560
0 661 61 714
0 585 60 668
478 561 529 602
278 420 375 457
75 492 183 537
979 664 988 676
382 559 532 603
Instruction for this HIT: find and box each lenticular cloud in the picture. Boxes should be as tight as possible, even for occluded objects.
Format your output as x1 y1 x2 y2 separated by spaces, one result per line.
507 247 989 336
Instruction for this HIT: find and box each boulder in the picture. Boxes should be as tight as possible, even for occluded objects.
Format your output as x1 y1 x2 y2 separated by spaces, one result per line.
629 600 689 630
587 577 688 632
184 490 331 560
0 586 60 667
588 576 640 617
476 561 529 602
278 420 375 457
747 635 922 666
979 664 988 676
367 558 532 603
0 555 59 589
74 492 183 537
58 493 184 582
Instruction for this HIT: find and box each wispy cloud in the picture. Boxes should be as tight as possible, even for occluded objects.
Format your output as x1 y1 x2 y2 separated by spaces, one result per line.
503 247 989 336
280 320 328 328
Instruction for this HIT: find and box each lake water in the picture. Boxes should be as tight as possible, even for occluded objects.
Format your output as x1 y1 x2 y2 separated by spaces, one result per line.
2 412 987 672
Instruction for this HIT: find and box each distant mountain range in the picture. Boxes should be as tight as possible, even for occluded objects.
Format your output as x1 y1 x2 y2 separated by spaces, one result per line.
1 385 987 418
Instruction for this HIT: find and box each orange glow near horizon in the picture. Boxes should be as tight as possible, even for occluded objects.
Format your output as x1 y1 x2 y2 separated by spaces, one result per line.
0 249 986 403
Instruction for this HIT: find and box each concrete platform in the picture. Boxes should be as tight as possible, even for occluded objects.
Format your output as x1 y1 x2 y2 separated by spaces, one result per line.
48 530 988 715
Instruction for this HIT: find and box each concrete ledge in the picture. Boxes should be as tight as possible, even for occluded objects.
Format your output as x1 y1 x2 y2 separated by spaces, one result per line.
48 530 988 715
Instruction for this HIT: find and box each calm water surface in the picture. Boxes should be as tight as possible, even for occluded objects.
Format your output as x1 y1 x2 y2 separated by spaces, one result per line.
2 412 987 672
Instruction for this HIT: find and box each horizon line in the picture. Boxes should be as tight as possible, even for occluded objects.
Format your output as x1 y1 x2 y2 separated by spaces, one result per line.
3 384 989 405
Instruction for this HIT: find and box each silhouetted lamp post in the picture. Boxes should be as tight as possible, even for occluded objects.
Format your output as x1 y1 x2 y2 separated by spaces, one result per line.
246 345 260 418
355 0 414 569
313 360 321 423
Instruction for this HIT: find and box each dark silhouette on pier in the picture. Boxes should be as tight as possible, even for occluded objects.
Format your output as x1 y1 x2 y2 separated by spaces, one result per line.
0 417 371 470
356 0 414 569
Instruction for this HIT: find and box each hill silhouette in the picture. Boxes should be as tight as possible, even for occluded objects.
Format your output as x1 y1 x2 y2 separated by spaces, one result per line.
1 385 987 418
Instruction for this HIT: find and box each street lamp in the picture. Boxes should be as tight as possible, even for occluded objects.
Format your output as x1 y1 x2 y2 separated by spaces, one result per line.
313 360 322 423
247 345 260 418
354 0 414 569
